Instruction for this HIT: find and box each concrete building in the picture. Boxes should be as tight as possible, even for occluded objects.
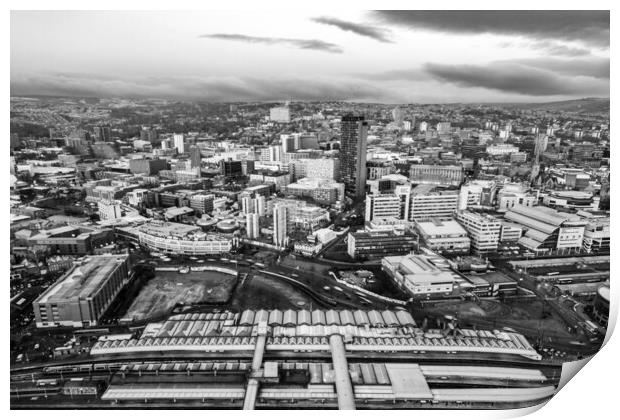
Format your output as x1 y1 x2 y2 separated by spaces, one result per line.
347 231 418 260
250 171 291 192
273 204 288 247
409 165 463 187
33 255 132 328
189 194 215 215
173 134 185 154
365 194 402 221
409 186 459 221
117 221 232 255
246 213 260 239
500 222 523 243
457 211 502 254
270 106 290 123
458 180 496 210
581 217 610 254
29 225 114 255
415 219 470 255
340 114 368 198
98 200 123 220
382 254 458 296
285 178 345 205
486 144 520 156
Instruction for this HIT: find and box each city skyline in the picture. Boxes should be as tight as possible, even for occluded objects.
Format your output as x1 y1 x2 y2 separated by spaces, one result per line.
11 10 610 103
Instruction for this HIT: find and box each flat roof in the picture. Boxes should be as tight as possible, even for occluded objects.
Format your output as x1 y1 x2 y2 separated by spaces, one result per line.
36 255 127 304
416 219 467 236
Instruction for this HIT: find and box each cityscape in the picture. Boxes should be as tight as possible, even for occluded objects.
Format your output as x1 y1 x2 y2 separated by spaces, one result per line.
9 9 611 410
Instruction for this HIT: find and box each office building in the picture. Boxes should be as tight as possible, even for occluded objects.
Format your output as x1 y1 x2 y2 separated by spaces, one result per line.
581 217 610 254
190 146 202 168
456 211 502 254
189 194 215 215
286 178 344 205
458 180 497 210
220 159 243 177
340 114 368 198
415 219 471 255
173 133 185 154
486 144 520 156
409 165 463 187
409 186 459 221
347 230 418 260
98 200 123 220
500 222 523 243
129 158 167 176
33 255 132 328
93 126 111 142
365 194 402 221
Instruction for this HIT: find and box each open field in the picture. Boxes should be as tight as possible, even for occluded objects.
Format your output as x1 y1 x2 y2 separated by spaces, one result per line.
124 270 237 321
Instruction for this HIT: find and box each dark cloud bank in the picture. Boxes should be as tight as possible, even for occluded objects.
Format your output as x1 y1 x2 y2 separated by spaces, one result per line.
372 10 610 47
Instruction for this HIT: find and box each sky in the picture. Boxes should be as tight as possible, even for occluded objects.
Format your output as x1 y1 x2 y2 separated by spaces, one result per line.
10 10 610 103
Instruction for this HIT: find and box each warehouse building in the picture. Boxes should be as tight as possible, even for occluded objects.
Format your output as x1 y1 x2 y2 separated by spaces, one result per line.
33 255 133 328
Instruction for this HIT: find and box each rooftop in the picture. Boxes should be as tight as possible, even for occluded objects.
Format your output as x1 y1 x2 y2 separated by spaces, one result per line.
416 219 468 237
36 255 128 304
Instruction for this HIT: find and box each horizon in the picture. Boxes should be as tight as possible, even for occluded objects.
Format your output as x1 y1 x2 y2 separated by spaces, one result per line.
11 10 610 103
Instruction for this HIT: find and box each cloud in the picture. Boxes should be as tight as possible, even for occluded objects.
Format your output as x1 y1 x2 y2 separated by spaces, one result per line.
423 62 609 96
495 57 610 79
351 68 429 81
372 11 609 47
10 72 390 102
198 33 343 53
311 16 392 43
527 41 591 57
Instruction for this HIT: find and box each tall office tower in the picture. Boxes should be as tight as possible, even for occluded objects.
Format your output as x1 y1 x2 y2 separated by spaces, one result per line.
254 195 266 216
190 146 202 169
340 114 368 199
173 133 185 154
419 121 428 133
94 126 111 142
246 213 260 239
273 204 288 247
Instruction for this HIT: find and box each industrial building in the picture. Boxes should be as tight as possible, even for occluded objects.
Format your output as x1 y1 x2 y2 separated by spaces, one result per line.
91 310 552 409
504 205 587 252
33 255 132 327
29 225 114 255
